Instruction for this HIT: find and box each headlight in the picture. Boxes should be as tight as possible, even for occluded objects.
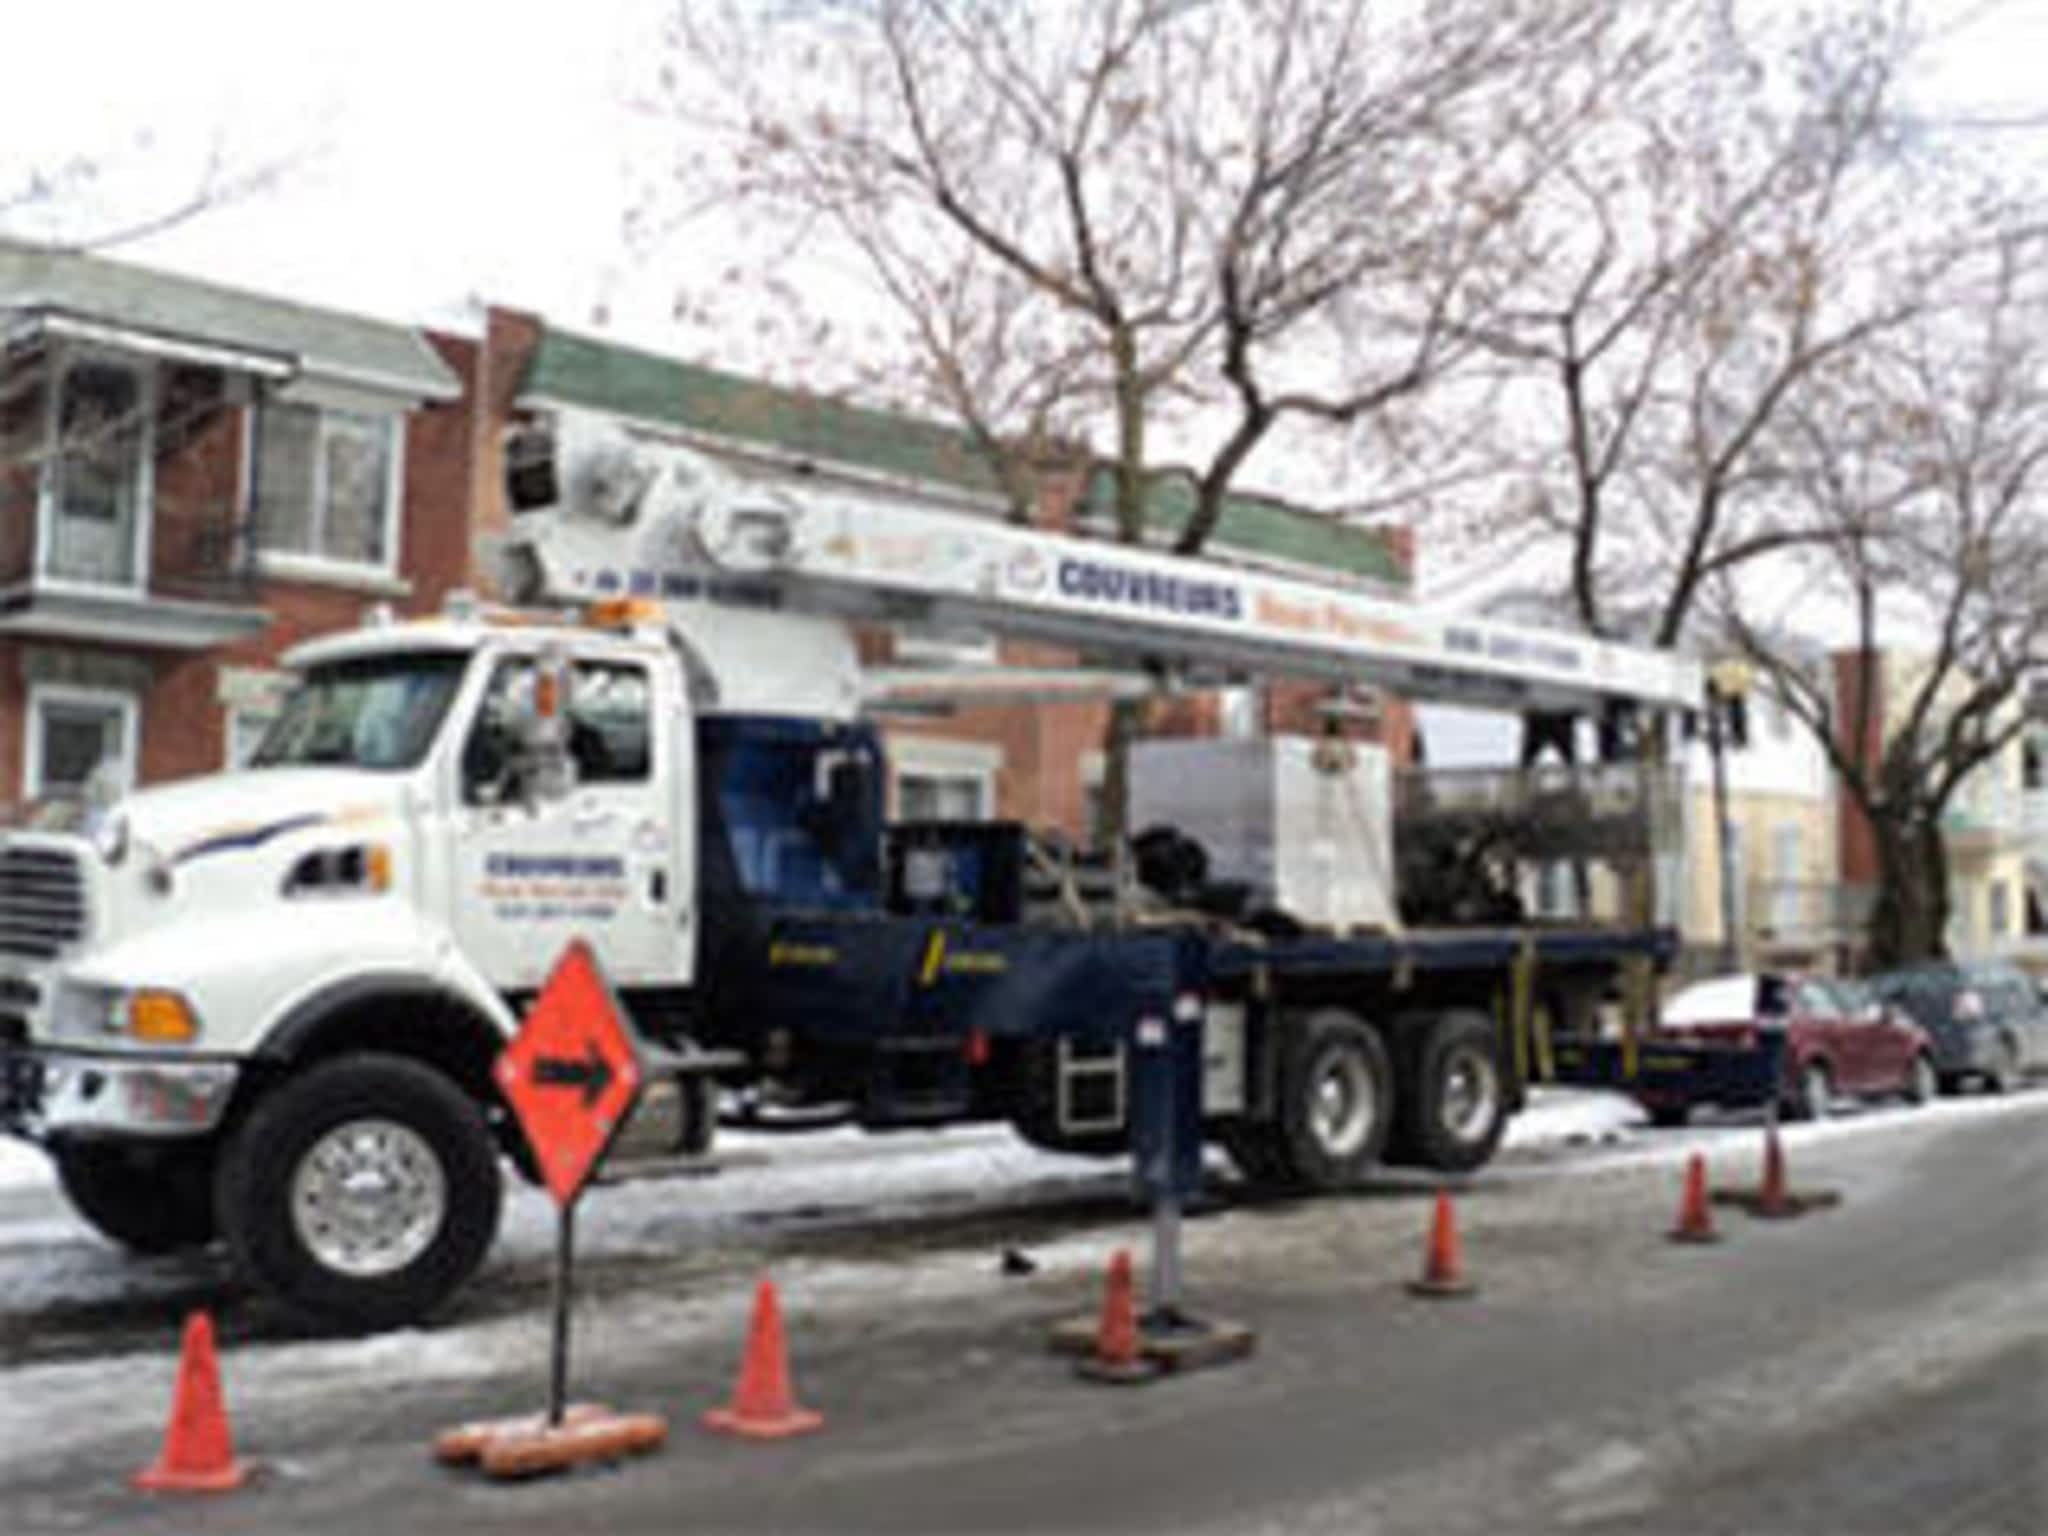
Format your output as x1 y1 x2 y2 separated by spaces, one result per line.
91 810 130 867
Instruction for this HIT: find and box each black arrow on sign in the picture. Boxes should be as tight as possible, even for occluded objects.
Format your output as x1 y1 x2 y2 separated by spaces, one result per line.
533 1042 614 1109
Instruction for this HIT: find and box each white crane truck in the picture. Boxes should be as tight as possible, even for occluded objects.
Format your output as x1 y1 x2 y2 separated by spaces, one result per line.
0 416 1702 1328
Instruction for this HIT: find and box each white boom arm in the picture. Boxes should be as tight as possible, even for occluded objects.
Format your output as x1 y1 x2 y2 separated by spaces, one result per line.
506 415 1702 716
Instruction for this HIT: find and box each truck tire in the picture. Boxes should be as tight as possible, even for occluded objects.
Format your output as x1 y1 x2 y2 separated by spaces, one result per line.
1219 1122 1295 1188
216 1052 502 1331
1273 1009 1392 1190
54 1141 216 1255
1396 1010 1510 1173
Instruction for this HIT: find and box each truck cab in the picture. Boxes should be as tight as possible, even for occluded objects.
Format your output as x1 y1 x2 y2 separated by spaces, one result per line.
0 593 882 1326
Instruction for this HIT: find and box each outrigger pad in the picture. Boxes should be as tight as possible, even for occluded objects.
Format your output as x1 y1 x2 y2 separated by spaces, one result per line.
1047 1311 1258 1376
435 1406 668 1479
1710 1187 1843 1219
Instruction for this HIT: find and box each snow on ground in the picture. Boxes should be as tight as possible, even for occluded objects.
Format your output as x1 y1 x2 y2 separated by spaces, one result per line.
0 1135 49 1190
1 1087 2043 1482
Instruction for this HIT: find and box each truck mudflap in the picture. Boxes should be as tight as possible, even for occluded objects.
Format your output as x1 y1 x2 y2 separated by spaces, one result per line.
1550 1031 1788 1111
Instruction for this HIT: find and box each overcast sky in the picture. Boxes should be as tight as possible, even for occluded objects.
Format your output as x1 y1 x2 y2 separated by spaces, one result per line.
5 0 2042 349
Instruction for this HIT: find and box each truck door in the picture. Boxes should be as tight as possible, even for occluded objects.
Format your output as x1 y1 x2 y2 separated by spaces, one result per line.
449 652 690 990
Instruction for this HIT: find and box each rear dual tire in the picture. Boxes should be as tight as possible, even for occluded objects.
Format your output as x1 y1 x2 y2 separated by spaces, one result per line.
1224 1009 1391 1190
1226 1008 1510 1187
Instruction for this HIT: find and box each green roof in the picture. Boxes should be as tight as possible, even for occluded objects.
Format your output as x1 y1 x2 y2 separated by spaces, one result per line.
1077 466 1407 588
520 328 1006 499
521 326 1407 587
0 237 459 400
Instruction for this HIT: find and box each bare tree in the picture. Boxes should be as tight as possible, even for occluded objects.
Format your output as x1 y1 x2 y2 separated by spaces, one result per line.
1458 0 1937 650
642 0 1624 843
1712 222 2048 965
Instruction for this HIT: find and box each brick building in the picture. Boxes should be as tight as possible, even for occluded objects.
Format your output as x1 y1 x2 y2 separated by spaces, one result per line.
0 237 488 812
0 238 1413 838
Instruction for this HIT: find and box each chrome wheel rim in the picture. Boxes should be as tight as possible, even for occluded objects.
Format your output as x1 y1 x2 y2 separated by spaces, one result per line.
1310 1049 1376 1159
1441 1048 1501 1143
291 1118 447 1278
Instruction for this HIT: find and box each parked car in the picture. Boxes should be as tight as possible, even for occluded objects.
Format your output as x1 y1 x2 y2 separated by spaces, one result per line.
1641 972 1936 1126
1867 960 2048 1094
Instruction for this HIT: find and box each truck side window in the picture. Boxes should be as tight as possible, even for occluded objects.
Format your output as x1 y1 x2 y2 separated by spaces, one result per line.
568 663 651 783
461 658 652 802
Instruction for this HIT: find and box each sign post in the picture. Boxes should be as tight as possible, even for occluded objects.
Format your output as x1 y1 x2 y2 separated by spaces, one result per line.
434 940 669 1477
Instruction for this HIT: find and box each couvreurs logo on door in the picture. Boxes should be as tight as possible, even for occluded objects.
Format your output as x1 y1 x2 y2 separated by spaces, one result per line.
1055 556 1243 621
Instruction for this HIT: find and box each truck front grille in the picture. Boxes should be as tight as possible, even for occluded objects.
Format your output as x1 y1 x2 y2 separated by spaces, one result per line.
0 845 88 961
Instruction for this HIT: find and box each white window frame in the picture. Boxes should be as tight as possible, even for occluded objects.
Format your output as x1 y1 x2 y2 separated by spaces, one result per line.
246 390 407 586
24 681 140 800
889 736 1001 822
33 345 156 594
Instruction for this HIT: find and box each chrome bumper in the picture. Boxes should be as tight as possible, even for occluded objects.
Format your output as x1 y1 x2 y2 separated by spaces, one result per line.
0 1044 238 1141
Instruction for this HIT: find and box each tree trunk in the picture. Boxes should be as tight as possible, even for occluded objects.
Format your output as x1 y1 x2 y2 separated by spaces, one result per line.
1866 814 1951 968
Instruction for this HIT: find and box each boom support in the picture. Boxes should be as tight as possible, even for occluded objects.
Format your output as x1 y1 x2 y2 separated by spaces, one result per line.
505 415 1702 717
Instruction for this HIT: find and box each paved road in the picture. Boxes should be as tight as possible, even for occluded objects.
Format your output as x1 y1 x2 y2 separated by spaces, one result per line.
3 1093 2043 1534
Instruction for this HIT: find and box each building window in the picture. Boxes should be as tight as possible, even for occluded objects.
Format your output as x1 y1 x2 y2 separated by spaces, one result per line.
1989 880 2011 938
896 771 988 822
26 684 138 801
44 354 151 587
252 402 401 569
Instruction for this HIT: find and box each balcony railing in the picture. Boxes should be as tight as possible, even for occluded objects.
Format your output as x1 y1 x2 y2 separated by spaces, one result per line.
1746 880 1875 948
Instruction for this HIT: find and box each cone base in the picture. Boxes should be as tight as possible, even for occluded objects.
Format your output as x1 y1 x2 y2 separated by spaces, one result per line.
1667 1225 1723 1244
702 1404 824 1439
1406 1276 1476 1299
133 1458 248 1494
1075 1353 1164 1385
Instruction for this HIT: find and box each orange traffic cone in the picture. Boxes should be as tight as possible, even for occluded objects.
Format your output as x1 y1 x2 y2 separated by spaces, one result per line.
1407 1190 1475 1298
1756 1124 1792 1218
1668 1153 1721 1244
702 1278 823 1439
134 1312 247 1493
1075 1248 1160 1383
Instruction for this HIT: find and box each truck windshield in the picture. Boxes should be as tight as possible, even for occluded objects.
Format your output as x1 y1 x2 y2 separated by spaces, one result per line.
251 654 470 771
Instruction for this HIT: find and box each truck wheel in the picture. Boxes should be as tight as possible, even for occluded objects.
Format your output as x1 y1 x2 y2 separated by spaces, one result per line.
54 1141 216 1255
1398 1011 1510 1173
216 1053 502 1331
1275 1010 1392 1189
1219 1123 1295 1188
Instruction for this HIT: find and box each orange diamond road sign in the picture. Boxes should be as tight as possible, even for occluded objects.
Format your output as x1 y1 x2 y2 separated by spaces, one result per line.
495 941 645 1206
